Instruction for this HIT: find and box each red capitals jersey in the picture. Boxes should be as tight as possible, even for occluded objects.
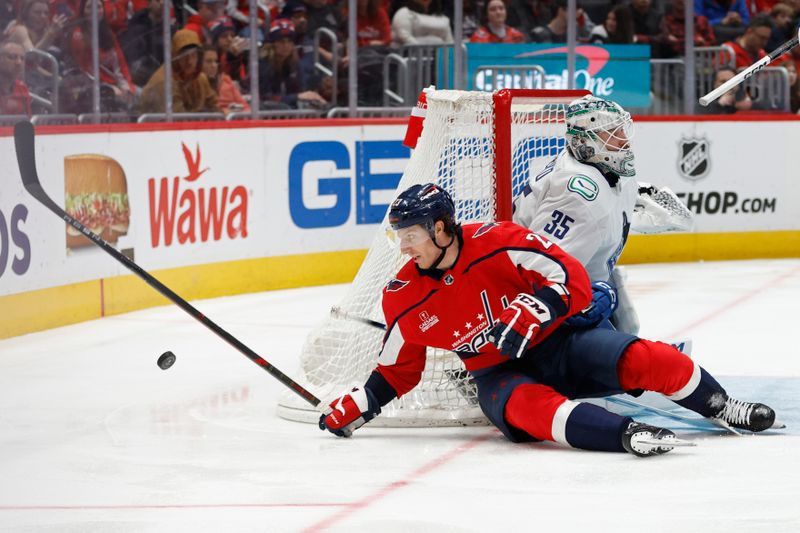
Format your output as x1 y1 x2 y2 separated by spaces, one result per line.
375 221 592 398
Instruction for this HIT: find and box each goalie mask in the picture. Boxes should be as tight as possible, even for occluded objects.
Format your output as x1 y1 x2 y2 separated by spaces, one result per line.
565 95 635 177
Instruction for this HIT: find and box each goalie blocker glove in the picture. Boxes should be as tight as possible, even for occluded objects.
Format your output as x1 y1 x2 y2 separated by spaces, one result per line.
319 386 381 437
566 281 619 328
488 292 555 359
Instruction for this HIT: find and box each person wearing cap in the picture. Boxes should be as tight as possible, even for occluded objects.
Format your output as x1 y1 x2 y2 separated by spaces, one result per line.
184 0 225 43
139 28 221 113
258 18 327 108
208 15 247 83
279 1 320 82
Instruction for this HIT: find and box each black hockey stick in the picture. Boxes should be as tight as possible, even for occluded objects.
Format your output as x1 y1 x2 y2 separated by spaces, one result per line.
13 121 320 407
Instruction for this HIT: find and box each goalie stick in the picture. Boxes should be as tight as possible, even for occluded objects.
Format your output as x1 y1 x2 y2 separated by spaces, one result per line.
330 307 708 428
13 121 320 408
699 26 800 107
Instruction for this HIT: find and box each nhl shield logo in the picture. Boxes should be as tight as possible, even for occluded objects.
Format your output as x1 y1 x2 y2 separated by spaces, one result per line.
678 137 710 181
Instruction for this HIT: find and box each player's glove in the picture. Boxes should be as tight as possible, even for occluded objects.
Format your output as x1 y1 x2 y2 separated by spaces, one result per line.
319 386 381 438
566 281 618 328
488 292 553 359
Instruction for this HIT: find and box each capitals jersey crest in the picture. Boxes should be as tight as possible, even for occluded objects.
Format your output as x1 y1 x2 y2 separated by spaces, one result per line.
472 222 499 238
385 278 409 292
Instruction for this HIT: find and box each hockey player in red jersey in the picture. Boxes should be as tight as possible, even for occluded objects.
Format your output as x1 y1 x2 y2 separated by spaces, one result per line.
320 183 779 456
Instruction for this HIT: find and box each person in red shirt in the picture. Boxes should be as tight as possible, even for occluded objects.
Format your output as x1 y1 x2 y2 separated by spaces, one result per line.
0 40 32 115
470 0 527 43
349 0 392 47
722 15 771 69
64 0 135 111
183 0 225 43
319 183 780 456
658 0 715 58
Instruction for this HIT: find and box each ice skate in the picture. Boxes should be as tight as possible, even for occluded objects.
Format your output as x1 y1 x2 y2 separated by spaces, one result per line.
711 395 780 433
622 422 686 457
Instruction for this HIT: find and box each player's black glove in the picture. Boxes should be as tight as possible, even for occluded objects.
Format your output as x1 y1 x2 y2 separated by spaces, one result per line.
566 281 618 328
488 292 553 358
319 386 381 437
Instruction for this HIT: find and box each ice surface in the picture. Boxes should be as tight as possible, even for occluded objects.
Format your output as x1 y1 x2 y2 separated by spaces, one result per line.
1 259 798 532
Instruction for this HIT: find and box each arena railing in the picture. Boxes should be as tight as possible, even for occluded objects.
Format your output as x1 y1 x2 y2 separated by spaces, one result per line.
381 44 467 107
226 109 325 120
137 112 227 123
382 53 411 106
313 28 340 109
645 59 686 116
78 112 135 124
0 115 29 127
742 67 792 112
696 46 736 100
30 114 78 125
23 49 61 114
326 106 412 118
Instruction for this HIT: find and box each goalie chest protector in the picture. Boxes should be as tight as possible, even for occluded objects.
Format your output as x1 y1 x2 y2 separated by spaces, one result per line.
513 151 639 281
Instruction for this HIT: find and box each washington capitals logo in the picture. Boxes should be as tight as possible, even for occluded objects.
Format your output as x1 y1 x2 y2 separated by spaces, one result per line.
473 222 498 238
385 278 409 292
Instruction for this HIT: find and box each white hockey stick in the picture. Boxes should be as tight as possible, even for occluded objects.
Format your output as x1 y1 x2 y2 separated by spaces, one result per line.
699 26 800 106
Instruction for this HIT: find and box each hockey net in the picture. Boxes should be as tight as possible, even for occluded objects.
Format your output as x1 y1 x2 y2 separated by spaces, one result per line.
277 89 589 426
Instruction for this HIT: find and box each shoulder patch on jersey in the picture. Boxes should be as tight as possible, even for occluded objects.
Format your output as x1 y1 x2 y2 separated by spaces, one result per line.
472 222 498 238
385 278 409 292
567 175 599 201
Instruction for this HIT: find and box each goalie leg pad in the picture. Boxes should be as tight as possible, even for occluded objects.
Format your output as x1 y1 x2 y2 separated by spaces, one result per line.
610 267 640 335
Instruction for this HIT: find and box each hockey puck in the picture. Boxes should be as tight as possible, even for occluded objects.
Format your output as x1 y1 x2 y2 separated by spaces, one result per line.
157 351 176 370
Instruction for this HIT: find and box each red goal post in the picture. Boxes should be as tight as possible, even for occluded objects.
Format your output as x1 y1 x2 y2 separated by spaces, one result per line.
492 89 590 221
277 88 591 427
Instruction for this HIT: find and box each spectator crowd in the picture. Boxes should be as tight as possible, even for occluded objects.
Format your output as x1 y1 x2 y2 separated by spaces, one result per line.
2 0 800 117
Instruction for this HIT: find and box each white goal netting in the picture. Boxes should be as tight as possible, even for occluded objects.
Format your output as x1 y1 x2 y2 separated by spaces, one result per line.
277 89 587 426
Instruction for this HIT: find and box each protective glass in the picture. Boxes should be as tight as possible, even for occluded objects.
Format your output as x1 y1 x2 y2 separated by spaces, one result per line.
385 225 432 250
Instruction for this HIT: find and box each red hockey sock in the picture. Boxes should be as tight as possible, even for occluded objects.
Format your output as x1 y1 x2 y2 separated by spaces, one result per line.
505 383 569 442
617 339 694 395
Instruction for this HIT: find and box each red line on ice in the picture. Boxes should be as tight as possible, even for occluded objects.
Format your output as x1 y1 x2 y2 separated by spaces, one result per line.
667 264 800 339
302 430 496 532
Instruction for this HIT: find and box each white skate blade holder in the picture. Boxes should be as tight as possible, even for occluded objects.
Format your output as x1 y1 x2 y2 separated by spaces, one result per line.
637 437 696 448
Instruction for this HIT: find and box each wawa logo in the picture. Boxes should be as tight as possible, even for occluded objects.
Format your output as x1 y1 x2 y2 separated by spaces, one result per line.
148 143 248 247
